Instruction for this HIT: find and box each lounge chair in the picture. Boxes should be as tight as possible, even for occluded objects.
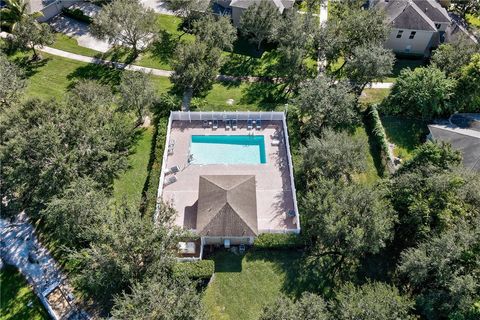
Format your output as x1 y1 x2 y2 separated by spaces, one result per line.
225 119 232 130
256 119 262 130
164 175 177 186
168 139 175 154
232 119 238 130
271 139 280 146
213 119 218 130
247 119 253 130
165 165 180 175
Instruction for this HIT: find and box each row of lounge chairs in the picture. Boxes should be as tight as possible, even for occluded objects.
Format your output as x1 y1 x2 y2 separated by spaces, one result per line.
202 119 262 130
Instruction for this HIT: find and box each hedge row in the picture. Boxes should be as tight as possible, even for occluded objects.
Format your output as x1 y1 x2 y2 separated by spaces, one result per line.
364 104 393 175
254 233 304 250
62 7 92 24
173 260 215 280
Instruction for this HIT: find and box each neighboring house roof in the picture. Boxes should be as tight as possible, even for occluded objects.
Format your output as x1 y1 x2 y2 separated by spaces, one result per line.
428 114 480 171
196 175 258 237
412 0 450 23
230 0 290 12
375 0 448 31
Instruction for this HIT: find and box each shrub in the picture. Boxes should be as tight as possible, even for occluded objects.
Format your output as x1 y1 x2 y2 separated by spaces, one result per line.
363 104 392 176
173 260 215 280
62 7 92 24
254 233 304 250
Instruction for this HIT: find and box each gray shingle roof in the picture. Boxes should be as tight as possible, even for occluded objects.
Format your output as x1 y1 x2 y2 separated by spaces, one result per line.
230 0 285 12
429 121 480 171
197 175 258 237
412 0 450 23
375 0 442 31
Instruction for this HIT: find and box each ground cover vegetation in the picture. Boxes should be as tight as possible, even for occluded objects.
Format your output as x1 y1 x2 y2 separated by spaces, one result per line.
1 0 479 319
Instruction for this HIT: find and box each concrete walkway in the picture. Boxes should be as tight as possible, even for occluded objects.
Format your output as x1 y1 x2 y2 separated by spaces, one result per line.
0 31 394 88
0 212 88 319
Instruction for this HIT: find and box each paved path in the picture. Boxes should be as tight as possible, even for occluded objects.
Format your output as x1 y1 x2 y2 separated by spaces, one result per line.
0 32 394 88
0 212 88 319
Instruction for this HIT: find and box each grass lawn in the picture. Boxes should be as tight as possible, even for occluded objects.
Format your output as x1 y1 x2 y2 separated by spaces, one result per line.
203 250 305 320
467 13 480 28
360 88 391 105
352 126 380 184
0 265 48 320
381 116 429 160
384 58 426 82
51 33 102 57
113 127 154 207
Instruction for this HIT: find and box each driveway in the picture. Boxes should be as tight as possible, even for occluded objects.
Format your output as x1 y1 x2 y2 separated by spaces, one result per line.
140 0 175 15
50 15 112 53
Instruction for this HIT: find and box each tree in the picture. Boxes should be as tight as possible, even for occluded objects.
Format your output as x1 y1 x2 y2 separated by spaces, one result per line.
451 0 480 19
318 5 389 70
0 0 42 32
0 82 133 209
12 16 54 60
70 204 179 311
294 75 357 136
118 70 156 125
259 293 330 320
453 53 480 112
334 282 416 320
68 79 115 108
111 275 205 319
192 14 237 51
239 0 281 50
91 0 156 57
398 218 480 320
164 0 209 29
274 10 315 92
41 178 110 249
303 179 396 283
344 43 395 95
170 40 222 110
0 53 25 109
390 142 480 250
431 35 479 78
301 129 368 182
383 66 456 119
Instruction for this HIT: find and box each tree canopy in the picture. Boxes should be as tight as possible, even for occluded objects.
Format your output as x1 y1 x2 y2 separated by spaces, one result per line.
192 14 237 51
12 16 54 60
91 0 156 57
431 35 479 78
118 70 156 125
0 53 25 109
295 75 357 135
453 53 480 112
259 293 330 320
383 66 456 119
239 0 281 50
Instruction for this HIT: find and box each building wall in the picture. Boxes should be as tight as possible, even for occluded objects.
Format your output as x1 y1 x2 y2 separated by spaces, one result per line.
203 236 254 246
385 28 436 56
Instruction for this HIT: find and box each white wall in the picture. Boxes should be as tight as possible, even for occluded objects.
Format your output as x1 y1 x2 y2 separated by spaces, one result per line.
385 28 436 56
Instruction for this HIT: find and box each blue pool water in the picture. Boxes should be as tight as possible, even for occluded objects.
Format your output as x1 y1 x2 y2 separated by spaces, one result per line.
190 135 266 164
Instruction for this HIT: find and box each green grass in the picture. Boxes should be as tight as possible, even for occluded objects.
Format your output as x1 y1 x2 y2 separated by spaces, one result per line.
0 265 48 320
360 88 391 105
381 116 429 160
113 127 154 207
352 126 380 185
385 58 426 82
203 250 304 320
467 14 480 28
51 33 102 57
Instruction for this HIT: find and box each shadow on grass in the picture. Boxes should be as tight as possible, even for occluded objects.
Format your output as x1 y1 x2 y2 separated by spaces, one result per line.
66 62 123 88
149 30 177 65
240 82 288 111
381 115 429 153
13 55 49 78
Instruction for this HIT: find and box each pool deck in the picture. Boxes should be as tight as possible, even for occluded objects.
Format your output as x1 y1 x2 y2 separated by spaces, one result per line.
162 120 297 232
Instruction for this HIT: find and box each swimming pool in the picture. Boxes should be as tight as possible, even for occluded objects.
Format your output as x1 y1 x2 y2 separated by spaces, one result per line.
190 135 266 164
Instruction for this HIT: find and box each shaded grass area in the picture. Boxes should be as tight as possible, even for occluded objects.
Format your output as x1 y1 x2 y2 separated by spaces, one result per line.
113 127 154 208
381 116 429 160
203 250 306 320
360 88 390 105
0 265 48 320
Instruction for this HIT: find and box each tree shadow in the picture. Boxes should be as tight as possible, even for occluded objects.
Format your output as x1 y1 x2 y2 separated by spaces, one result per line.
95 46 136 65
220 53 261 77
12 55 49 78
240 82 288 111
149 30 178 65
66 63 123 89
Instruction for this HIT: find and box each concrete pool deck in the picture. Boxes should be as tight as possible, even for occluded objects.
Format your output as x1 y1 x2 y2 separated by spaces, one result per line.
162 120 297 232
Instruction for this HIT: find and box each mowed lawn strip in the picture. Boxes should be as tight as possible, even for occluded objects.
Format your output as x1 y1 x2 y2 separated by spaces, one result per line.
203 250 304 320
113 127 154 207
0 265 48 320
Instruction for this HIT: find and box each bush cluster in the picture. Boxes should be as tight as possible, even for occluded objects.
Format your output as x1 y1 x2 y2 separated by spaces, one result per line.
364 104 392 174
173 260 215 280
62 8 93 24
254 233 304 250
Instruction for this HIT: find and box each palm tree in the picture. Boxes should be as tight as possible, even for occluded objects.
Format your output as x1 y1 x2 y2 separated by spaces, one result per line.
0 0 42 32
